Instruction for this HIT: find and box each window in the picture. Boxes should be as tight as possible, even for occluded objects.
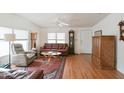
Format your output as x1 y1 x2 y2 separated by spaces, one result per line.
0 27 29 57
57 33 65 43
0 27 12 57
14 29 29 51
47 33 65 43
48 33 56 43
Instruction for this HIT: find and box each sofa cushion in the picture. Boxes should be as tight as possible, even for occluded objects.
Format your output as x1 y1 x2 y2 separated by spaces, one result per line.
41 49 51 51
58 44 64 49
58 44 67 49
40 43 69 56
44 43 52 49
52 44 58 49
63 44 66 49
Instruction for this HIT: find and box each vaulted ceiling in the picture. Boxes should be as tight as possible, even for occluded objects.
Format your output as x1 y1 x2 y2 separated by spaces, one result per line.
16 13 109 28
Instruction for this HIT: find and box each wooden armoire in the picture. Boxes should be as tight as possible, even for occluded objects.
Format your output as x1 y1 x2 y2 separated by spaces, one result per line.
92 36 116 69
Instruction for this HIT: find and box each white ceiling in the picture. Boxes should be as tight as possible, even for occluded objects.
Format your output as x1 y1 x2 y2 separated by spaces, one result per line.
16 13 109 28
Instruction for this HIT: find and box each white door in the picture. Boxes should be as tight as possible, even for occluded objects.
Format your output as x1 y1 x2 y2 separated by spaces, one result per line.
80 31 92 53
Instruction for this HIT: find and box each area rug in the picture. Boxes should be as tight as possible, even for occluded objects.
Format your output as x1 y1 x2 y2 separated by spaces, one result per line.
27 56 66 79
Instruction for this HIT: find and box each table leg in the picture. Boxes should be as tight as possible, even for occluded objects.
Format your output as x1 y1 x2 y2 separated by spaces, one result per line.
48 56 51 62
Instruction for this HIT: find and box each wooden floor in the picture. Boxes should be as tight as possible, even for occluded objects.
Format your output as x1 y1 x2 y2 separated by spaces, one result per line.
62 54 124 79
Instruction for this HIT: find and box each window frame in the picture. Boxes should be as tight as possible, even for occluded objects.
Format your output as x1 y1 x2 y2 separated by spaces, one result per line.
47 32 66 43
0 27 13 57
0 27 29 57
13 29 29 51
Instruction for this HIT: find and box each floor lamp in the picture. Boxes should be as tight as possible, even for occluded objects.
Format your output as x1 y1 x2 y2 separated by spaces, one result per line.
4 34 16 68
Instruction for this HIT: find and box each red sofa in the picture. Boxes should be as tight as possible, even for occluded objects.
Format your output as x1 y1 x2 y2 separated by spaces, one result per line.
40 43 69 56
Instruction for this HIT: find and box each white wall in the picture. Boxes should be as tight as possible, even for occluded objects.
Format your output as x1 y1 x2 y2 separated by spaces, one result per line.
0 13 42 50
0 13 92 54
93 13 124 73
80 30 92 53
40 27 92 54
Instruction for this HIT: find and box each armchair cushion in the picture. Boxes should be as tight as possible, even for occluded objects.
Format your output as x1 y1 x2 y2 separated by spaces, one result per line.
12 44 25 54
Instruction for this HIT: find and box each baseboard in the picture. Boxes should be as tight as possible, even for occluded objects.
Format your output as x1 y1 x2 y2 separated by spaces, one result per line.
80 53 92 55
117 68 124 75
68 53 92 55
74 53 80 55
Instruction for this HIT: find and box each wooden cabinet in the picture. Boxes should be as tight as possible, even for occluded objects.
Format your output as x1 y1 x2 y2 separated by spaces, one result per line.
30 32 37 49
92 36 116 69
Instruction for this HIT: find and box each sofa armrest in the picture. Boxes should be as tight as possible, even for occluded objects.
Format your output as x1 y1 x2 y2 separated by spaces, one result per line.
65 46 69 51
25 50 36 54
40 46 44 50
62 46 69 56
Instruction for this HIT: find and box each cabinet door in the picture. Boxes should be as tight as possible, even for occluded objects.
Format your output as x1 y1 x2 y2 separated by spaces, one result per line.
92 37 101 57
92 55 101 69
97 37 101 58
92 37 97 56
101 37 115 69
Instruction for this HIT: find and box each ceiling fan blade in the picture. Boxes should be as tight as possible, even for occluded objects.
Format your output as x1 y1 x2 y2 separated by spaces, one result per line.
57 19 69 27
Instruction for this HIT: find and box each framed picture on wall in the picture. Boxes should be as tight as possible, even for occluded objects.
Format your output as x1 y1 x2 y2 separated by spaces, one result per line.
94 30 102 36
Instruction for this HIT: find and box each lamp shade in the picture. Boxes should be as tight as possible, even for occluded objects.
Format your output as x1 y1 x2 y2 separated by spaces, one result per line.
4 34 16 41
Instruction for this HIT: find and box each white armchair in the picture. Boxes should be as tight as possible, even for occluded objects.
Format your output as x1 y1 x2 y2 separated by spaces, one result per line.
11 43 37 67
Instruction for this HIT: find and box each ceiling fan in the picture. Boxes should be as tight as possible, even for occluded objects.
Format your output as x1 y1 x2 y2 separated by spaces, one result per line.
56 19 69 27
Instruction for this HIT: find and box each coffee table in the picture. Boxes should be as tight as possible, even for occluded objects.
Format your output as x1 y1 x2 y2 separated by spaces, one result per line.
41 51 61 62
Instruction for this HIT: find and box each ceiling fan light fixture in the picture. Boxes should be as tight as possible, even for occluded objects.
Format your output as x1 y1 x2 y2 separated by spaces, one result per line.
57 20 69 27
